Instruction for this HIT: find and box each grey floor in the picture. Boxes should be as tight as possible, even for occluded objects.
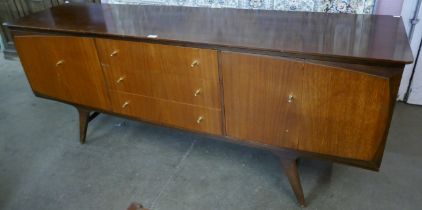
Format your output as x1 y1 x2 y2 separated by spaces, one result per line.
0 55 421 210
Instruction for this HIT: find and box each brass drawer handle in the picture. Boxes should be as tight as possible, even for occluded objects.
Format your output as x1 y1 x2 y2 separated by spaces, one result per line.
55 59 65 66
190 60 200 68
116 76 126 84
196 116 204 124
110 50 119 57
122 101 130 108
288 94 295 103
193 88 202 97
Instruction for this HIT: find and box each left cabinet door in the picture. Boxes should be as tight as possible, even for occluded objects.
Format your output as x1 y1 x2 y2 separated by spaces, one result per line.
15 35 110 110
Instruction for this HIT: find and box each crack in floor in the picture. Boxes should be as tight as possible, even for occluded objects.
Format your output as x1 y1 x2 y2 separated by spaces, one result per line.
149 139 197 209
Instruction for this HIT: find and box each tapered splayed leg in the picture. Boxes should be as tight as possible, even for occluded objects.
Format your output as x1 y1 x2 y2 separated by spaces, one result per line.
76 107 90 144
280 158 306 208
273 152 306 208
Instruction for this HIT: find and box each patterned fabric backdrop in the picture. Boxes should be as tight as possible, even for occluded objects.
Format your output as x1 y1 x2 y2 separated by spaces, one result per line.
101 0 376 14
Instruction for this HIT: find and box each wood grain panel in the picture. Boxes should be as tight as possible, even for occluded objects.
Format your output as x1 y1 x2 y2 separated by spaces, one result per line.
109 91 222 135
95 38 219 80
298 62 392 161
372 73 402 167
102 63 220 108
14 35 110 110
222 51 304 149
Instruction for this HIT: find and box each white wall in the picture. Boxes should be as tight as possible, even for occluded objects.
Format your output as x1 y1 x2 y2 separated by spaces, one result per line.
398 0 422 101
375 0 404 15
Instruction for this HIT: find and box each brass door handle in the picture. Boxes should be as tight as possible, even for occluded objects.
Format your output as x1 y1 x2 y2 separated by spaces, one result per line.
122 101 130 108
196 116 204 124
116 76 126 84
288 94 295 103
190 60 200 68
110 50 119 57
193 88 202 96
55 59 65 66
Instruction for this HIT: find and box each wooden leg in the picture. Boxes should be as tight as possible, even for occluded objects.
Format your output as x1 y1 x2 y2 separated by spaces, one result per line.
281 158 306 207
274 153 306 208
75 106 101 144
77 107 90 144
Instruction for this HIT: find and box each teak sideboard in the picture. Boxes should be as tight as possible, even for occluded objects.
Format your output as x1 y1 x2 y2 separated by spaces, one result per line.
4 3 413 207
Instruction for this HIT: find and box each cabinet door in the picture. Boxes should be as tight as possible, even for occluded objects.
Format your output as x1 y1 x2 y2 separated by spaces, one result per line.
222 52 304 149
15 35 110 110
298 62 394 162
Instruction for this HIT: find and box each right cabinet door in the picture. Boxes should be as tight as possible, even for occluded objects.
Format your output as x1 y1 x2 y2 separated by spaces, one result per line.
222 51 304 149
298 61 395 162
222 51 397 164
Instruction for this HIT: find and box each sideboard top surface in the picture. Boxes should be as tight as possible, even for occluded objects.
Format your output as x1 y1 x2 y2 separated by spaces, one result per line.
4 3 413 65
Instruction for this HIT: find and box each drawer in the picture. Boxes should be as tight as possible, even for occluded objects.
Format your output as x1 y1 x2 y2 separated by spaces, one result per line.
104 69 221 108
109 91 222 135
95 38 218 80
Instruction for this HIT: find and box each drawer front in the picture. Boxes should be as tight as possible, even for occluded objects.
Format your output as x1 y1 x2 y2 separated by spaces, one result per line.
95 38 219 80
104 69 221 108
109 91 222 135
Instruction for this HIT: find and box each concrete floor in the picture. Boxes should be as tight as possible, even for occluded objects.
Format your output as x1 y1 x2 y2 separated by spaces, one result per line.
0 55 421 210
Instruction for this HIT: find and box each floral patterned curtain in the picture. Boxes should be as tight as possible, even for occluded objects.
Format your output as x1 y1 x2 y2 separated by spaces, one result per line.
101 0 376 14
